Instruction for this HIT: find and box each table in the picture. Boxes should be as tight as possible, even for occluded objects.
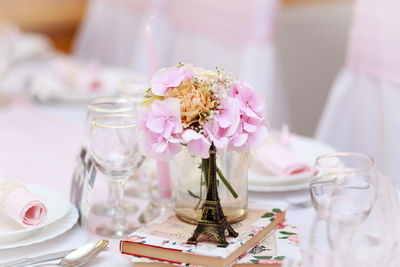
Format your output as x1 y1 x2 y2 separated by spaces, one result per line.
0 101 315 266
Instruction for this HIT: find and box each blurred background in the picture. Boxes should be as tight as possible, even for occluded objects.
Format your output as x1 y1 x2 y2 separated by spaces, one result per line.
4 0 398 180
0 0 354 136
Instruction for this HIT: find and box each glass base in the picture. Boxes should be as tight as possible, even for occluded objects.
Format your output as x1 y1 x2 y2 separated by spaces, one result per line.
125 185 151 199
138 187 173 224
91 202 138 217
175 207 247 225
138 201 172 224
96 222 138 239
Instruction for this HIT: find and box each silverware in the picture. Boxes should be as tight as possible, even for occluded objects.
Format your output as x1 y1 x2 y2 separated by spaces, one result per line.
1 249 73 267
36 239 109 267
1 240 108 267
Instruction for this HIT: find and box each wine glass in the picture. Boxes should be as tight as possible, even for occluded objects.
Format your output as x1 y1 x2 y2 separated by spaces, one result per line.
117 81 155 199
86 97 138 216
89 113 143 238
308 153 376 267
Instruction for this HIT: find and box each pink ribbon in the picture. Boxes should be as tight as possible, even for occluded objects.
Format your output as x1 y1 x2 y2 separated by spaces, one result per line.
3 184 47 227
347 0 400 85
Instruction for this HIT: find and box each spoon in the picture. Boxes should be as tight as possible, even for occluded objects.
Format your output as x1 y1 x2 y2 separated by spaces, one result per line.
37 239 109 267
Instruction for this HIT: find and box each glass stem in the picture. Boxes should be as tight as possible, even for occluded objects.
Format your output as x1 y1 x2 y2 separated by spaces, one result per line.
111 179 126 230
106 179 114 209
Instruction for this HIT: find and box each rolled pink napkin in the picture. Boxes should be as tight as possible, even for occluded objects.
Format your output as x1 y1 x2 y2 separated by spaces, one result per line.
253 143 311 176
1 179 47 227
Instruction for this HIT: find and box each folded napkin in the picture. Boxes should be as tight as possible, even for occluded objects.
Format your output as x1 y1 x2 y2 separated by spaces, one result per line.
0 178 47 227
253 142 311 176
52 56 103 92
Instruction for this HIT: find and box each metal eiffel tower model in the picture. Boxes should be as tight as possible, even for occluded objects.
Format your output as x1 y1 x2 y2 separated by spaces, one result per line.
187 143 238 247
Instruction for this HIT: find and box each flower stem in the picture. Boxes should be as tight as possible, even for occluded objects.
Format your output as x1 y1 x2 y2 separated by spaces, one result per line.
216 167 238 199
202 158 209 187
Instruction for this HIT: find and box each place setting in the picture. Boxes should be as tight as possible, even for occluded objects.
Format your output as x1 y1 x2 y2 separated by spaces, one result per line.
1 0 400 266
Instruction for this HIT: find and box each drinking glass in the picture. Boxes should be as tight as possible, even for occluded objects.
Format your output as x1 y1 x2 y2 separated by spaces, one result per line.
117 81 154 199
86 97 137 216
89 113 143 238
308 153 376 267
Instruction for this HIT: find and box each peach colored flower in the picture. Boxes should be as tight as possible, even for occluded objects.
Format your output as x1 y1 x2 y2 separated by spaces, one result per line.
165 80 219 128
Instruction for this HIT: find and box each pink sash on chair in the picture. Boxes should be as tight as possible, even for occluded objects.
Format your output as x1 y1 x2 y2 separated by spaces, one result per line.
346 0 400 85
166 0 279 45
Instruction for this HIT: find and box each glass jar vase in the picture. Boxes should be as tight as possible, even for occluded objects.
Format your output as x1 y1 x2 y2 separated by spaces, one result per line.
173 147 249 224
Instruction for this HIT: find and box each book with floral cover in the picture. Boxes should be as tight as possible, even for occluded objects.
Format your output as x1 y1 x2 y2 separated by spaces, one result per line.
131 222 301 267
120 204 286 267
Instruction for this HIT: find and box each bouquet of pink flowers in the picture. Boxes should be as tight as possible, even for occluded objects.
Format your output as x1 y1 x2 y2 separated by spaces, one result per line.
140 63 268 159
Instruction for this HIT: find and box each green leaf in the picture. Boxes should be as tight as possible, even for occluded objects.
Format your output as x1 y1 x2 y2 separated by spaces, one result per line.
249 260 259 264
279 236 289 239
272 208 282 213
188 190 200 199
254 256 272 260
274 256 285 260
216 168 238 198
269 218 274 222
279 231 296 235
248 233 255 237
262 212 274 218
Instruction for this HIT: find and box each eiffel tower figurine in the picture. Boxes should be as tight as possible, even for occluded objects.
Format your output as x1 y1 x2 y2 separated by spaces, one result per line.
187 143 238 247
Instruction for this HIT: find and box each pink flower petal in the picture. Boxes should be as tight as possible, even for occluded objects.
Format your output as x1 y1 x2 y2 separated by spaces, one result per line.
146 116 165 133
243 120 258 133
215 97 240 128
162 120 175 139
233 133 248 147
187 137 211 158
182 129 202 142
247 125 268 148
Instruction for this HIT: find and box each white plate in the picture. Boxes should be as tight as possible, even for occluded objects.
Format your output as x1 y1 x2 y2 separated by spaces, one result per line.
14 33 51 61
0 184 70 244
31 65 147 103
0 204 78 250
248 135 336 192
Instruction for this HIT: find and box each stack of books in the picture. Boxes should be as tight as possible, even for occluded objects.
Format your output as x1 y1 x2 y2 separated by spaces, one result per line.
120 203 301 267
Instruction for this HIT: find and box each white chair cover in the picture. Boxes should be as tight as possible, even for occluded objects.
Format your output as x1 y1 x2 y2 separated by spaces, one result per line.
73 0 288 128
316 0 400 181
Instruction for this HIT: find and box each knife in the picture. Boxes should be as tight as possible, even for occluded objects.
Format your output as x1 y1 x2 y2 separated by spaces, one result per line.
0 249 73 267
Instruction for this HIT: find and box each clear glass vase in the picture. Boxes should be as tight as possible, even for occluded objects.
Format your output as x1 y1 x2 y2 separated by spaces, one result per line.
173 147 249 224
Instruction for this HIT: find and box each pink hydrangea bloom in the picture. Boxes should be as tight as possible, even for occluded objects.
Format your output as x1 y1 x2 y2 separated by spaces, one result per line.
142 129 181 159
203 120 232 152
151 68 185 96
228 80 268 152
230 115 268 152
182 129 211 158
146 98 183 138
230 81 264 119
179 64 194 80
214 97 240 129
142 98 183 158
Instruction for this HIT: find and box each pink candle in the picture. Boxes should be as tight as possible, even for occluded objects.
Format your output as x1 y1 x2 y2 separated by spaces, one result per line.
145 18 172 198
145 18 158 77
